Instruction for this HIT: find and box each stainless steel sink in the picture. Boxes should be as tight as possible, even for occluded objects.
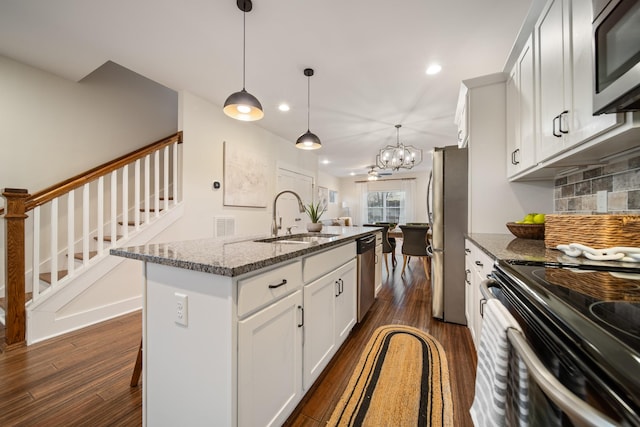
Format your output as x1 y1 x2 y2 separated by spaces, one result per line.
254 233 340 244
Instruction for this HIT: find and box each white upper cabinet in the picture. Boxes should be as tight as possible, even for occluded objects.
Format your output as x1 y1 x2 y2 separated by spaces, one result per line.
535 0 622 162
507 34 537 178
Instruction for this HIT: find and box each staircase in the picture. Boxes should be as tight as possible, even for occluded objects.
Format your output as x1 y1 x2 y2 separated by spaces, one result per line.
1 132 183 350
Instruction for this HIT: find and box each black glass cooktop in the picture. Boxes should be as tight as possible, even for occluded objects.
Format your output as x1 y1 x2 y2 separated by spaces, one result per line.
503 261 640 352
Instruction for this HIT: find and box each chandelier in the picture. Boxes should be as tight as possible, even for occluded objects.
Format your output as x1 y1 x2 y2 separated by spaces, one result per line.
375 124 423 171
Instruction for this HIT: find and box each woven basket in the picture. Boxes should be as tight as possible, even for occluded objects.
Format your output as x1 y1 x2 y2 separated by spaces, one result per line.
544 214 640 249
545 268 640 302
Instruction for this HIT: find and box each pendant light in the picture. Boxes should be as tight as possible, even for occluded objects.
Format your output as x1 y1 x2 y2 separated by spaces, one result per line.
223 0 264 121
296 68 322 150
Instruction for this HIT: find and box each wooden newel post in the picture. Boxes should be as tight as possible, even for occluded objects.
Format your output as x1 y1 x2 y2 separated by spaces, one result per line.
2 188 30 349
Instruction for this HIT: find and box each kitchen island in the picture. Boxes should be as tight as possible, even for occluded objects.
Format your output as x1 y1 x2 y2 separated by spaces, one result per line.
110 226 380 427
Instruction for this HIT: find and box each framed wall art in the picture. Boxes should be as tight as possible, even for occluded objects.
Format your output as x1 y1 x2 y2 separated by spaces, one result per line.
223 141 268 208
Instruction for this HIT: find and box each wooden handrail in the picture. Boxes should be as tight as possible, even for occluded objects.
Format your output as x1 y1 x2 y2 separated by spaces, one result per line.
23 131 182 212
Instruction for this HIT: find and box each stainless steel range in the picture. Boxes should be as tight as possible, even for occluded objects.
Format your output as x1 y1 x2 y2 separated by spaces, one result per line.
487 259 640 426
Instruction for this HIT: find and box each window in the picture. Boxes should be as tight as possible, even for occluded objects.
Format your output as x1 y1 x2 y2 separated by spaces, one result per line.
366 191 405 224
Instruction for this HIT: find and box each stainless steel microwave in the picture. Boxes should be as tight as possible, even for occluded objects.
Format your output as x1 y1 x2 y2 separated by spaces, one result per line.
592 0 640 115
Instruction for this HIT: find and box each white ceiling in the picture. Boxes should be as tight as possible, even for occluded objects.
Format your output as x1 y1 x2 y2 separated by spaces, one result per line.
0 0 534 177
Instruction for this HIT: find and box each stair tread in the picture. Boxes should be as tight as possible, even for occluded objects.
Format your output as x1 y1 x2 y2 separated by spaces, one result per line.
94 235 122 242
73 251 98 260
118 220 144 226
39 270 68 284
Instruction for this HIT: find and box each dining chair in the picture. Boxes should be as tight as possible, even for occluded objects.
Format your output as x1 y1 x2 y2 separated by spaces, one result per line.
364 224 396 272
399 225 430 278
374 222 398 270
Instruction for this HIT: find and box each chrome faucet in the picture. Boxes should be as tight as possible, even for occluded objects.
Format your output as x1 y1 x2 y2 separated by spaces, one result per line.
272 190 306 236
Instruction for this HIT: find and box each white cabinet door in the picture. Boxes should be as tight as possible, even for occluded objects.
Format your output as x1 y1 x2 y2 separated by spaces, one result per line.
303 270 338 390
536 0 572 161
536 0 623 162
507 34 536 179
335 259 357 347
464 243 475 344
238 290 303 427
303 259 357 390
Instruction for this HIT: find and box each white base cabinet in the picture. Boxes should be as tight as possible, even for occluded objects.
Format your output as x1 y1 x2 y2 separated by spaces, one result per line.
238 290 303 427
303 259 356 390
464 239 494 349
142 241 358 427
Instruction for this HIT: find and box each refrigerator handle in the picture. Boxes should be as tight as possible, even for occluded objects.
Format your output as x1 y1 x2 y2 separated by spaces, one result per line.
426 169 434 249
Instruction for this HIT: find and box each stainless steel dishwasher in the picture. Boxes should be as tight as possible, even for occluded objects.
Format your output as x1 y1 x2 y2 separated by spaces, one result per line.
356 234 377 322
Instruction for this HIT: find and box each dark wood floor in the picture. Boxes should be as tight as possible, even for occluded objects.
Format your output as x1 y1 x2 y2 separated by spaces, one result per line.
0 254 476 426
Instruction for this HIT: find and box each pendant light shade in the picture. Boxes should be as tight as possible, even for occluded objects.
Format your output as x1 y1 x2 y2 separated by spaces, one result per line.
223 0 264 121
296 68 321 150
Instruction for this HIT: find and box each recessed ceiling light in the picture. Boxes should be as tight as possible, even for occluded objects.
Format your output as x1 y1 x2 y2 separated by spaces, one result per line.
321 159 330 165
278 103 290 112
350 172 356 176
426 64 442 75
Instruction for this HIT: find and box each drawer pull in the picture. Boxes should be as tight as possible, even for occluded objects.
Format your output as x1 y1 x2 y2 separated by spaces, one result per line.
268 279 287 289
475 260 483 267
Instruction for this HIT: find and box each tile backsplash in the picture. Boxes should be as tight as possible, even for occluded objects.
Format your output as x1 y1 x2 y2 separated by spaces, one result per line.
554 155 640 214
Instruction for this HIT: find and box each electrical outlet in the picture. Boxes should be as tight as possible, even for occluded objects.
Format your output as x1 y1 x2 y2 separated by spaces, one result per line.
597 190 608 213
175 292 188 326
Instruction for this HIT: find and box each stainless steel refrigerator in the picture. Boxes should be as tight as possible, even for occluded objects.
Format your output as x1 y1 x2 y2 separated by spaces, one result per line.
427 145 468 324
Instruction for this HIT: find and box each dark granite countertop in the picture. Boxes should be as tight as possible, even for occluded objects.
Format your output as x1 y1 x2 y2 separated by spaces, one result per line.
467 233 640 270
110 226 381 277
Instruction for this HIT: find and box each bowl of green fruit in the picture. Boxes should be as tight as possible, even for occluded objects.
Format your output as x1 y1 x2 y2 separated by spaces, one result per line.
506 213 545 240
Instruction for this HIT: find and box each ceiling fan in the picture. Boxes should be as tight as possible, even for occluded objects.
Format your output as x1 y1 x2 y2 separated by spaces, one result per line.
367 165 392 181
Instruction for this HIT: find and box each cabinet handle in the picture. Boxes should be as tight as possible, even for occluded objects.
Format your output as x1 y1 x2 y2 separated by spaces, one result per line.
480 299 487 318
512 148 520 165
268 279 287 289
298 305 304 328
559 110 569 134
457 129 462 142
552 114 561 137
475 260 483 267
465 248 471 254
340 278 344 294
336 280 340 297
465 269 471 284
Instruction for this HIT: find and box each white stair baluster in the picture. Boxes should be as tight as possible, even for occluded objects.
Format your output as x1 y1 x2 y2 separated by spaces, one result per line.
134 159 141 229
97 176 104 256
154 150 160 219
67 190 75 275
32 206 41 301
50 198 58 289
173 141 179 204
111 170 117 247
144 155 150 225
122 164 129 239
163 145 169 212
82 183 90 264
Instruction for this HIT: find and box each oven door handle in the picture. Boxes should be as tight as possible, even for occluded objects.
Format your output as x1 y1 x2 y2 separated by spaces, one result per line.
482 276 617 427
507 329 618 427
479 277 498 300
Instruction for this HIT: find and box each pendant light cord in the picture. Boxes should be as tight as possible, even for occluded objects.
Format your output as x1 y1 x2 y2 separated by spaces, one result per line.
307 75 311 131
242 8 246 90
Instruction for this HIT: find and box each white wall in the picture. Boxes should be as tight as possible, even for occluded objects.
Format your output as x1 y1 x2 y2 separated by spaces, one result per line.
156 91 320 242
0 57 178 196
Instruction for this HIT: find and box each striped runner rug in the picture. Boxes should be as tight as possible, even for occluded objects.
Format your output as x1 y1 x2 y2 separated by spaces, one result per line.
328 325 453 426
